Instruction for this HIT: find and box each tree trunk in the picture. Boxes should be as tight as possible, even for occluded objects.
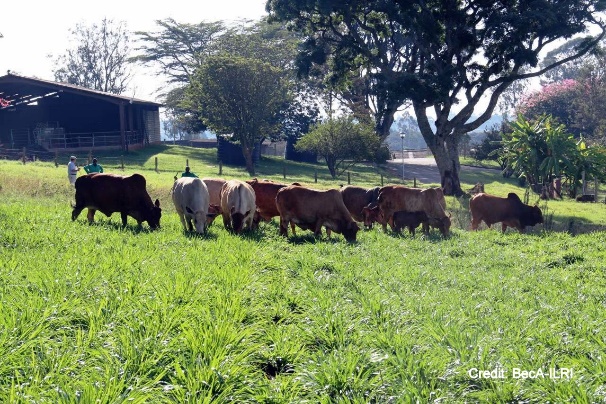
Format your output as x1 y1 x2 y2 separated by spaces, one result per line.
326 156 337 179
424 131 464 196
242 146 255 176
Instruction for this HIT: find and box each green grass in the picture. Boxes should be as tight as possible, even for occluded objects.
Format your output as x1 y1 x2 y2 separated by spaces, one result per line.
1 150 606 402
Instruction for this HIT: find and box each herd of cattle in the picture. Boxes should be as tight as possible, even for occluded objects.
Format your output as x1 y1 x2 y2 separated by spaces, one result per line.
71 173 545 241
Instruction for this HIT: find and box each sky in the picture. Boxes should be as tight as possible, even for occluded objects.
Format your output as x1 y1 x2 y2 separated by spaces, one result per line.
0 0 268 103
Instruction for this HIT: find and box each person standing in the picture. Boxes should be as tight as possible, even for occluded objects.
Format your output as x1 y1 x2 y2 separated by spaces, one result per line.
83 158 104 174
67 156 80 186
181 166 198 178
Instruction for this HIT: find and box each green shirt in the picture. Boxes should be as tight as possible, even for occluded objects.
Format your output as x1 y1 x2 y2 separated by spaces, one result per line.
181 171 198 178
84 163 104 174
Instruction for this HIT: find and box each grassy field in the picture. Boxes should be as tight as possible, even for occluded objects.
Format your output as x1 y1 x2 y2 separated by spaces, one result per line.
1 147 606 402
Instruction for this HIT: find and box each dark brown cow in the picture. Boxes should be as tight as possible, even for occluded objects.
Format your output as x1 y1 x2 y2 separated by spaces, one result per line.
377 186 450 236
339 185 380 228
276 185 359 242
470 192 544 233
72 173 162 229
362 205 385 229
393 211 428 236
246 178 290 223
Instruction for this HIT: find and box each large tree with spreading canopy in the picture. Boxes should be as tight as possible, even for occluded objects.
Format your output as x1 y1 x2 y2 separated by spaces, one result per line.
267 0 606 195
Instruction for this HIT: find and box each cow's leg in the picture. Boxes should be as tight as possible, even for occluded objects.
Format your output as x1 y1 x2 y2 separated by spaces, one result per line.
501 222 507 233
186 217 194 232
178 213 187 231
121 212 128 227
222 213 232 231
313 221 323 238
409 226 415 236
470 215 481 231
86 208 96 223
325 228 332 238
290 221 297 236
422 221 430 235
279 216 289 237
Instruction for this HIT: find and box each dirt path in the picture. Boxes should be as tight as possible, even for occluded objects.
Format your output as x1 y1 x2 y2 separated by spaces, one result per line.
385 157 499 185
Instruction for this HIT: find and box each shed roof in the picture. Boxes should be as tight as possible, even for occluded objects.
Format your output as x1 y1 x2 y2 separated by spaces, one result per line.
0 73 162 110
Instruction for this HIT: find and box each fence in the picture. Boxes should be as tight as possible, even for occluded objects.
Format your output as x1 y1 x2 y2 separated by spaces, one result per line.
36 131 144 150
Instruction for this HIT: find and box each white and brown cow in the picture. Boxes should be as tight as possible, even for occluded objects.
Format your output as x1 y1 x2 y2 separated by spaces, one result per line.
220 179 256 234
275 185 359 242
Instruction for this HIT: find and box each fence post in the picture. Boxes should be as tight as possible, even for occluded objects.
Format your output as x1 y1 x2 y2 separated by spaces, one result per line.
219 161 223 175
595 178 599 203
314 170 318 183
414 177 417 188
22 147 26 165
155 157 158 172
186 159 189 168
121 156 124 170
347 171 351 185
283 165 286 180
54 151 58 167
381 174 384 186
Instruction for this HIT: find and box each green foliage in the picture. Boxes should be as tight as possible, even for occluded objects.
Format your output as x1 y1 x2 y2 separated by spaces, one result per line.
184 56 289 174
268 0 606 195
52 18 131 94
472 126 507 169
296 115 381 178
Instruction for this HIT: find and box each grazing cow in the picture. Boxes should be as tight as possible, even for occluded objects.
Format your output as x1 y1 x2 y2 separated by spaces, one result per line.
275 185 359 242
377 186 450 236
246 178 290 224
362 205 385 229
220 179 256 234
72 173 161 230
470 192 544 233
171 177 218 234
393 211 428 236
339 185 380 228
202 178 226 225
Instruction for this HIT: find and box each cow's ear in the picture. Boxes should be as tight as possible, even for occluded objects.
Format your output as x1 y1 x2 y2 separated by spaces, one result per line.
186 206 194 214
155 199 160 208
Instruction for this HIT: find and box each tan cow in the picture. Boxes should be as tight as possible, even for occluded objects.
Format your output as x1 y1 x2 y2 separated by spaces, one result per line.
220 179 256 234
275 185 359 242
202 177 226 225
470 192 543 232
377 186 450 236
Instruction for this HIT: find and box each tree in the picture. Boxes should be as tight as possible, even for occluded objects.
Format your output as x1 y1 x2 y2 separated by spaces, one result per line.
296 116 381 178
52 18 131 94
267 0 606 195
184 56 289 174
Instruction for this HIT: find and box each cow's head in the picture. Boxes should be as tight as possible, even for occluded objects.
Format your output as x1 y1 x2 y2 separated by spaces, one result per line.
343 221 360 242
186 206 208 234
231 208 251 234
523 204 544 227
362 205 384 229
147 199 162 230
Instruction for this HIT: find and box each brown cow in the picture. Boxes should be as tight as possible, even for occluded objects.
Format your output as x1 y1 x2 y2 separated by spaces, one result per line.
362 205 385 229
72 173 162 230
393 211 428 236
276 185 359 242
339 185 380 228
220 179 256 234
246 178 290 223
470 192 544 233
377 186 450 236
202 178 226 225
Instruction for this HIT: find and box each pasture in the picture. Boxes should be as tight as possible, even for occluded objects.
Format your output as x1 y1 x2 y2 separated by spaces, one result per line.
1 147 605 402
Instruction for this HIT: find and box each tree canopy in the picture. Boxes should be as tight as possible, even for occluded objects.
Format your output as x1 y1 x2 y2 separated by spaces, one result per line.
52 18 131 95
184 56 289 174
267 0 606 195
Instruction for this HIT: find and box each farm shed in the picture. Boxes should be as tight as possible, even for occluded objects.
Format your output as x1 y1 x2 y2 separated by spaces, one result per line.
0 73 161 152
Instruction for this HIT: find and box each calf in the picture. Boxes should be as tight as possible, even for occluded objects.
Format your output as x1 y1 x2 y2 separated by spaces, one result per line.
393 211 428 236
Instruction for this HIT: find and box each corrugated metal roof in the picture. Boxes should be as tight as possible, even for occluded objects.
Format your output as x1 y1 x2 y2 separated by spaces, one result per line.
0 72 162 107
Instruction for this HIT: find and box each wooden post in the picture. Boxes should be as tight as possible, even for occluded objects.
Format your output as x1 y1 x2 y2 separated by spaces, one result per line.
381 174 384 186
219 161 223 175
186 158 189 168
283 165 286 180
595 177 599 203
54 151 58 167
347 172 351 184
314 170 318 183
414 177 417 188
121 156 124 170
22 147 26 164
155 157 158 172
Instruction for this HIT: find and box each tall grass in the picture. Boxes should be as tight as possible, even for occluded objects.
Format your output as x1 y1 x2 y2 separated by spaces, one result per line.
1 154 606 402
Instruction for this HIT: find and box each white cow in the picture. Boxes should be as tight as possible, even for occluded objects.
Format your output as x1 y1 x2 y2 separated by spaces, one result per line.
220 179 256 234
172 177 215 234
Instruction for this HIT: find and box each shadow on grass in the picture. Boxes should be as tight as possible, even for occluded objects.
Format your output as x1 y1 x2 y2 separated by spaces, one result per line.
79 219 156 234
182 230 219 241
